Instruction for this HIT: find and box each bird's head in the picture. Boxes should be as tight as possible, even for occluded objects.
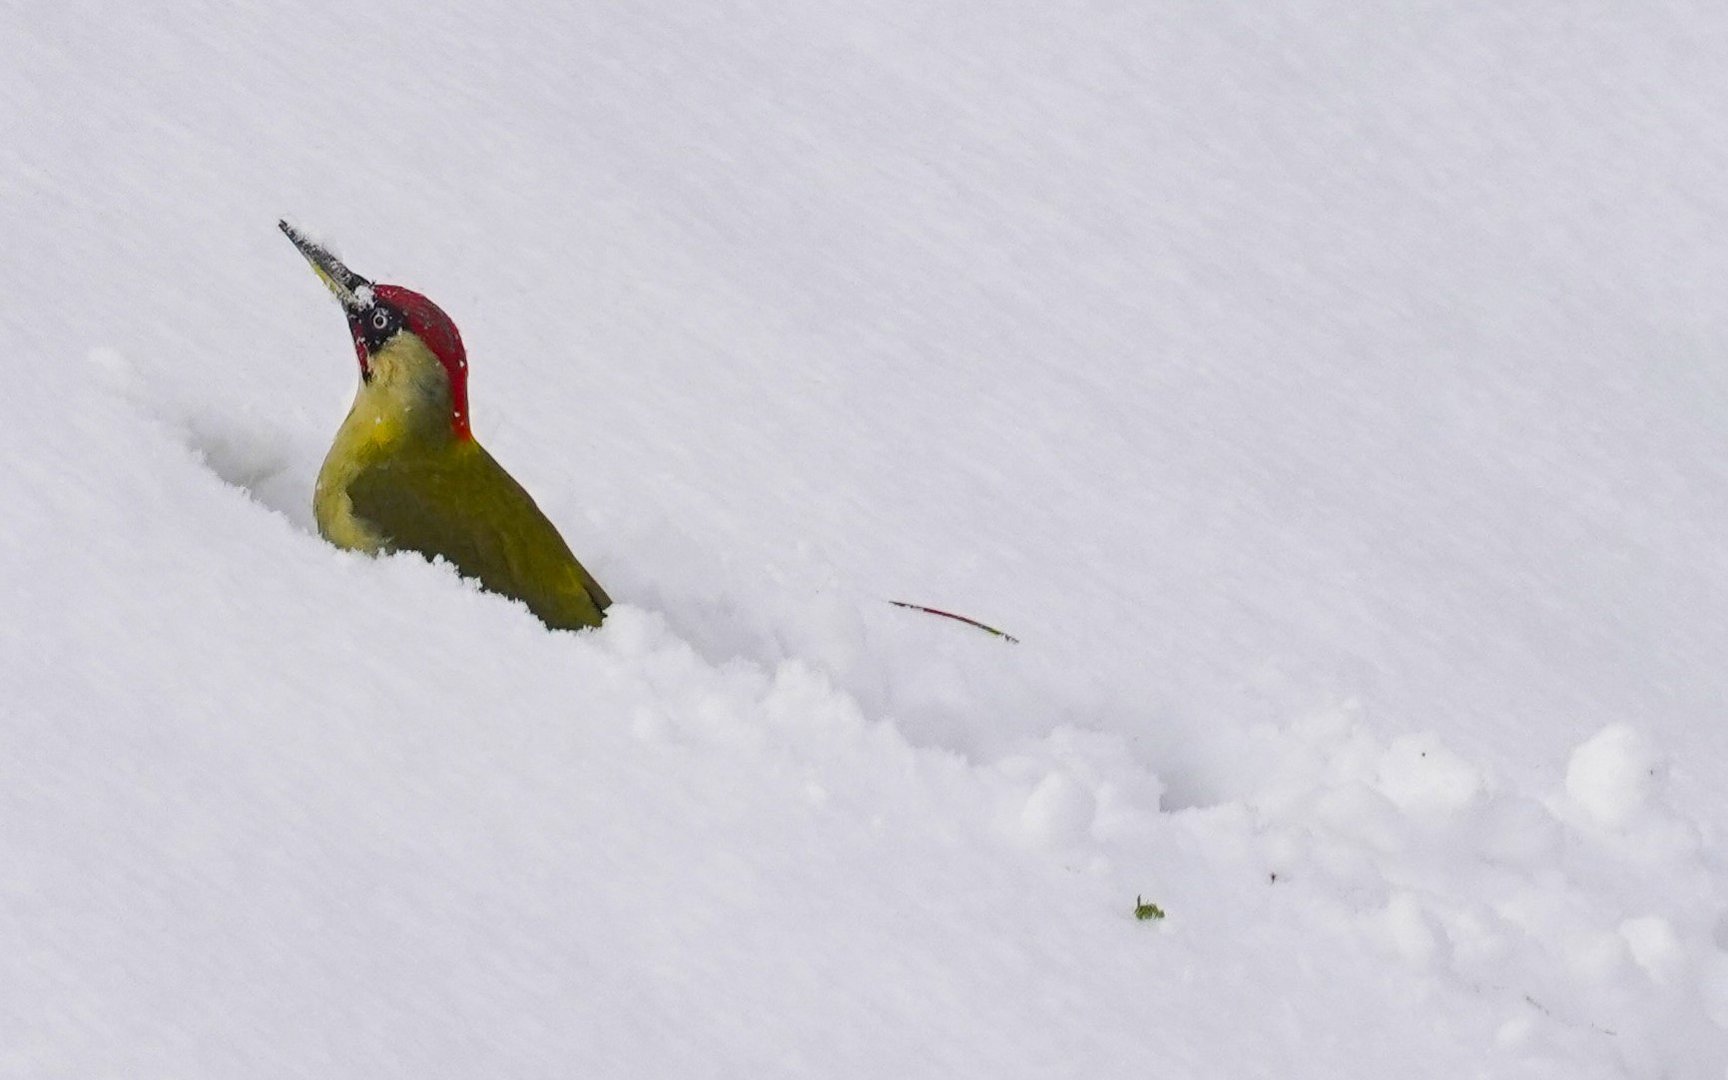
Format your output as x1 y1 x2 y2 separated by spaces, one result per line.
280 220 472 440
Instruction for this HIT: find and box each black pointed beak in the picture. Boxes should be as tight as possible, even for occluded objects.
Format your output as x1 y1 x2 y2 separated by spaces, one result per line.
279 220 374 312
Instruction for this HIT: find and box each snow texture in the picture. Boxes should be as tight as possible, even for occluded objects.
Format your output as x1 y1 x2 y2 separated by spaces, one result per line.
5 2 1728 1077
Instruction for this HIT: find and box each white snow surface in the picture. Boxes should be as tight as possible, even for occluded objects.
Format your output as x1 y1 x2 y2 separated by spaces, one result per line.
5 2 1728 1076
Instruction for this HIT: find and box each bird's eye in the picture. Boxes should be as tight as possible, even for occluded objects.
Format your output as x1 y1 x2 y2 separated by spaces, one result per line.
372 311 390 331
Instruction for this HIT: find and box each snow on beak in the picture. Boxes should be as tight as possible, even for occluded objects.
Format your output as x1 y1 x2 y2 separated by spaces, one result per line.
279 219 374 313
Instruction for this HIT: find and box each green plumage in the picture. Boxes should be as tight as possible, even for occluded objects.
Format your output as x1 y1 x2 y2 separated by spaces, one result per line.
343 441 610 631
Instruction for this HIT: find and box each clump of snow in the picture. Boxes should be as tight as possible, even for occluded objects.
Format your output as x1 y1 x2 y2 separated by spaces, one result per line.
1621 916 1686 986
1565 723 1663 829
1374 734 1483 819
1378 891 1447 969
1018 771 1097 848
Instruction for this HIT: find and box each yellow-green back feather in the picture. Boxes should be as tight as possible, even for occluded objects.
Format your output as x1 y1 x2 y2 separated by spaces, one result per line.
345 440 610 631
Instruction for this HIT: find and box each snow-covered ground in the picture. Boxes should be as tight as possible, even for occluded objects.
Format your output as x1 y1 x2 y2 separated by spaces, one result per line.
6 2 1728 1075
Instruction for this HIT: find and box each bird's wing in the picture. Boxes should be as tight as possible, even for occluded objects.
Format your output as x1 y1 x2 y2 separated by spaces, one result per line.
345 443 610 630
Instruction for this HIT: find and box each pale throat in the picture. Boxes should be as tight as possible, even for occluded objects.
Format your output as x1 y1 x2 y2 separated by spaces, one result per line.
345 334 459 449
315 333 465 553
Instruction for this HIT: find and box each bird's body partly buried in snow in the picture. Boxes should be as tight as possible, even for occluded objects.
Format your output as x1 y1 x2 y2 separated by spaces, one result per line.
281 220 610 631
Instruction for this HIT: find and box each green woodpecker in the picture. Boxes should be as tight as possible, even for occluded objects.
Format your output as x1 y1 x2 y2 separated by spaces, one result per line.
281 220 610 630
